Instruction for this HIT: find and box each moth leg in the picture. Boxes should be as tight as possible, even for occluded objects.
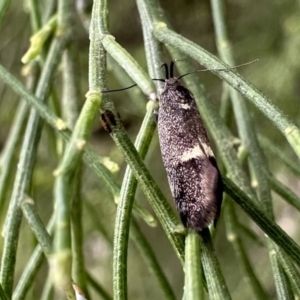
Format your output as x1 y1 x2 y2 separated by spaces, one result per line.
100 109 118 133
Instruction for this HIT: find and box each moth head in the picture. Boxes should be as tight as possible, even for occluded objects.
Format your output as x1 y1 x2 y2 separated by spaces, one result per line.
164 77 181 89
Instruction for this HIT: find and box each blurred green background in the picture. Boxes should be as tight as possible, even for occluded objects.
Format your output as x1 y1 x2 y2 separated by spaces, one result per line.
0 0 300 299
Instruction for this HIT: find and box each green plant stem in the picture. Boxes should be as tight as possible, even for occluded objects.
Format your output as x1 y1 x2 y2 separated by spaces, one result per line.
0 62 153 227
113 100 158 300
0 35 67 298
62 47 81 129
20 198 53 255
130 219 176 300
210 0 293 295
151 24 300 160
64 47 155 228
237 222 265 247
269 175 300 211
223 176 300 267
0 102 28 174
53 174 74 299
12 216 55 300
22 15 58 64
268 240 294 300
21 196 75 299
0 64 37 216
52 2 87 298
140 9 267 292
86 273 112 300
89 0 108 94
107 56 146 114
86 191 175 300
200 228 231 300
84 201 112 243
40 274 54 300
92 0 154 97
61 44 87 297
57 0 72 31
43 1 56 24
85 170 175 299
184 229 203 300
102 36 155 96
71 166 88 297
224 199 268 299
28 0 42 32
0 285 9 300
211 0 272 215
89 154 156 227
259 135 300 178
277 248 300 295
0 0 10 30
136 0 164 85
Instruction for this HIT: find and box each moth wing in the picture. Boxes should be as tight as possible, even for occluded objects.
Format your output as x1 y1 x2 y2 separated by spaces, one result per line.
167 156 222 231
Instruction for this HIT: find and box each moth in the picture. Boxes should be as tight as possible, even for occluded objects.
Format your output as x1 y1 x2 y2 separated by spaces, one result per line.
155 61 223 232
103 60 256 231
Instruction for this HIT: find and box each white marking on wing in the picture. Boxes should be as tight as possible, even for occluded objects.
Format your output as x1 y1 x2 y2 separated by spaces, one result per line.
180 103 190 109
181 145 204 161
198 138 214 157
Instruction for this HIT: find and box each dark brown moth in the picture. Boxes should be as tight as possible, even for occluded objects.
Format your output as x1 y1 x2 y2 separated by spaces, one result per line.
103 60 257 231
156 61 223 232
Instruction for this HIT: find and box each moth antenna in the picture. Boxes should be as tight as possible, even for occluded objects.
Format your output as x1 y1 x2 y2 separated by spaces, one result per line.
170 59 185 78
160 63 169 79
154 59 182 82
177 59 259 80
103 58 256 93
103 78 166 94
152 78 166 83
170 61 175 78
102 83 138 93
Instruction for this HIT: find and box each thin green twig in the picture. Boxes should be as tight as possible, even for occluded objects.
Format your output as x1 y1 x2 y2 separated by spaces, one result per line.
61 40 89 296
269 175 300 211
21 196 75 299
259 135 300 178
0 284 9 300
277 248 300 296
224 199 268 299
130 219 176 300
184 229 204 300
12 215 55 300
210 0 292 295
0 35 68 298
200 228 231 300
0 0 11 30
86 273 112 300
0 81 31 217
40 274 54 300
268 240 294 300
223 177 300 267
113 100 157 299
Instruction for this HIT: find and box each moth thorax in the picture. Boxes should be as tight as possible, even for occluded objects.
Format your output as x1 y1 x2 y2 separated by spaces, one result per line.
164 78 180 88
